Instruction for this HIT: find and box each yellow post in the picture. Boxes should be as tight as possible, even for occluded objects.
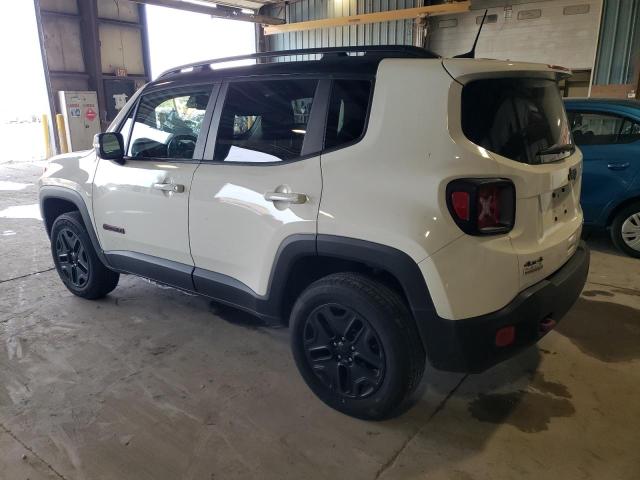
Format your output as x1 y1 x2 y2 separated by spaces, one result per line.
55 113 69 154
41 113 53 159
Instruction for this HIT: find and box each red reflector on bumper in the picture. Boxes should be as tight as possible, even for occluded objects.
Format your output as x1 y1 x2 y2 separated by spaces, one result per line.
495 326 515 347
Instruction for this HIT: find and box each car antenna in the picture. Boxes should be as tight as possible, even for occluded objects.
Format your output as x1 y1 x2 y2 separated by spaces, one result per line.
454 10 488 59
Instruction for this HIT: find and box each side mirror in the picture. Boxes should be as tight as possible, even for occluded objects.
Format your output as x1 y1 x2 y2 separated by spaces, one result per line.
94 132 125 165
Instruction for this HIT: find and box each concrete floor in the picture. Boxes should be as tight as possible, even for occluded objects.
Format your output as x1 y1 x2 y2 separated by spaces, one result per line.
1 160 639 480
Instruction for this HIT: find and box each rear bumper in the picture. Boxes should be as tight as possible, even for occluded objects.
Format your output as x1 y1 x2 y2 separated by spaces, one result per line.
423 241 590 373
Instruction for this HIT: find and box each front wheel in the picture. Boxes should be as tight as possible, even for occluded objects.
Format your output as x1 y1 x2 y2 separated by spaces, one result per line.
50 211 120 299
610 202 640 258
290 273 425 420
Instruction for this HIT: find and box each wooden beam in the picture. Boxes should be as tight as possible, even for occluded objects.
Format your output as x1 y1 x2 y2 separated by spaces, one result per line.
131 0 284 25
263 1 470 36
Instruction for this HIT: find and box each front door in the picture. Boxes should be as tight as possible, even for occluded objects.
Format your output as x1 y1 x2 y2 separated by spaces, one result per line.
93 85 214 287
189 78 323 300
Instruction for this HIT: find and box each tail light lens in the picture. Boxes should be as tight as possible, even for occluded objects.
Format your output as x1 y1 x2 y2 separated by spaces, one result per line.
446 179 515 235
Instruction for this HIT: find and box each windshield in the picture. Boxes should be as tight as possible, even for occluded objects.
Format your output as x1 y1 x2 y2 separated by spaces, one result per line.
461 78 572 164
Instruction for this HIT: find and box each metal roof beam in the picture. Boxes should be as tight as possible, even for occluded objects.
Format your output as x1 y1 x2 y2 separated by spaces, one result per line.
131 0 284 25
263 0 470 35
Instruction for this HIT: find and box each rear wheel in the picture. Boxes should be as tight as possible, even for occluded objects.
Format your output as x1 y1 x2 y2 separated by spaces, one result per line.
51 212 119 299
610 202 640 258
290 272 425 420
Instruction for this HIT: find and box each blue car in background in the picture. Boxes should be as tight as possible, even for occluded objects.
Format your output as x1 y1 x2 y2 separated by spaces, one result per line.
564 98 640 257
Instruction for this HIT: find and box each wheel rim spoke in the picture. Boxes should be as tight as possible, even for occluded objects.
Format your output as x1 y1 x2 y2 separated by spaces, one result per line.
337 363 352 395
622 213 640 251
55 228 90 287
302 303 386 399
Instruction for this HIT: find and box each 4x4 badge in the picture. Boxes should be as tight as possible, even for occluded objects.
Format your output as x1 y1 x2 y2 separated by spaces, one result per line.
568 167 578 182
524 257 544 275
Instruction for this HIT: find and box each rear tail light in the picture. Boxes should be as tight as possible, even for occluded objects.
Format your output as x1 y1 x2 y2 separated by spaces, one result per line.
446 179 515 235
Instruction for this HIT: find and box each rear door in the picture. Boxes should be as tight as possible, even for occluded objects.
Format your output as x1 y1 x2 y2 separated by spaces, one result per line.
188 77 324 298
93 85 214 287
566 108 640 224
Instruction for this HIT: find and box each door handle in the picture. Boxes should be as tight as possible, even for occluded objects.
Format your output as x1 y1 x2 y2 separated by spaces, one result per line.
607 162 630 171
264 191 308 204
153 182 185 193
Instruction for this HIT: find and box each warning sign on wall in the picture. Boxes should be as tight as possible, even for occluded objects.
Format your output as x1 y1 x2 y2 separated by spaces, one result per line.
58 91 101 151
85 107 97 122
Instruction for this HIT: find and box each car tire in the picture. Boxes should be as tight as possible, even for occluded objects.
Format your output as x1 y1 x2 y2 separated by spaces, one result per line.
290 272 426 420
50 211 120 299
610 202 640 258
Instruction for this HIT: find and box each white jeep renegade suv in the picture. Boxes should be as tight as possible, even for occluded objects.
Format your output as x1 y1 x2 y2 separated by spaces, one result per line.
39 46 589 419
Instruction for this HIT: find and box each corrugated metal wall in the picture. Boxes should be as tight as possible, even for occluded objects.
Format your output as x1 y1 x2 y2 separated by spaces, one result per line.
428 0 601 69
593 0 640 85
263 0 421 54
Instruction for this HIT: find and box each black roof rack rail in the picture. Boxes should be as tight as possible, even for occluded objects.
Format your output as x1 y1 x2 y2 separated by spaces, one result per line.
158 45 439 79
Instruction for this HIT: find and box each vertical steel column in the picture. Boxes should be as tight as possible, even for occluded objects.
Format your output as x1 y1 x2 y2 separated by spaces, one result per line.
33 0 60 153
78 0 108 131
139 3 153 81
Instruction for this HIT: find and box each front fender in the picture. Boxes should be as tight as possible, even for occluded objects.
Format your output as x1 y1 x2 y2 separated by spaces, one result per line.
39 186 111 268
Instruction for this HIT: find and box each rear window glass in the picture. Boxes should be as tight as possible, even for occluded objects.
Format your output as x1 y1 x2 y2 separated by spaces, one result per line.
461 78 572 164
325 80 372 150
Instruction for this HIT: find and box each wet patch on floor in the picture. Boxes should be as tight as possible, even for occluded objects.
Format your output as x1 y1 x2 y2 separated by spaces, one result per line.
556 298 640 362
611 287 640 298
581 290 614 298
538 348 557 356
529 372 571 399
468 390 575 433
148 344 177 356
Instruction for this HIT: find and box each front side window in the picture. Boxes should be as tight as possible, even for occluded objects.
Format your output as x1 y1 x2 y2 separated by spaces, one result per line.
325 80 372 150
214 79 318 163
127 88 211 159
568 111 640 145
462 78 572 164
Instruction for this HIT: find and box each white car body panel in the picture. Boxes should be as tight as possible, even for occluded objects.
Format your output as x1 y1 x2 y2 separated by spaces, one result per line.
92 159 197 266
39 149 99 222
189 158 321 296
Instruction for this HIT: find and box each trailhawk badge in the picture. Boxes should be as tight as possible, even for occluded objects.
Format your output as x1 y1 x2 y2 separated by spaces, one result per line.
524 257 544 275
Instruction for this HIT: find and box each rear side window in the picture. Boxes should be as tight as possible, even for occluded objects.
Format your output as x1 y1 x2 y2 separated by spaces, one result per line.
462 78 572 164
325 80 372 150
214 79 318 163
567 111 640 145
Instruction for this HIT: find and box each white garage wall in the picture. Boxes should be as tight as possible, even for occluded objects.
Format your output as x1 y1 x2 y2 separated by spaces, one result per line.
428 0 602 70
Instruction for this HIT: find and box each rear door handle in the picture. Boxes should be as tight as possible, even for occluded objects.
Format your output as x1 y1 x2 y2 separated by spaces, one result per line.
264 191 308 204
607 162 630 171
153 182 185 193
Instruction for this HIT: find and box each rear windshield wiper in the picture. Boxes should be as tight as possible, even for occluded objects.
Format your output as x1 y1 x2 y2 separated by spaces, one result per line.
536 143 575 157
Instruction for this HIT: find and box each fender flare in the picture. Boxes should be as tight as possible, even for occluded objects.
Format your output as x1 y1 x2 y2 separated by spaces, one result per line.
193 234 438 340
39 186 111 268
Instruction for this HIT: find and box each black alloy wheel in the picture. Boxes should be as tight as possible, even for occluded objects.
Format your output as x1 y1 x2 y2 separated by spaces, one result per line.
303 303 385 399
55 228 90 288
290 272 426 420
50 211 119 299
